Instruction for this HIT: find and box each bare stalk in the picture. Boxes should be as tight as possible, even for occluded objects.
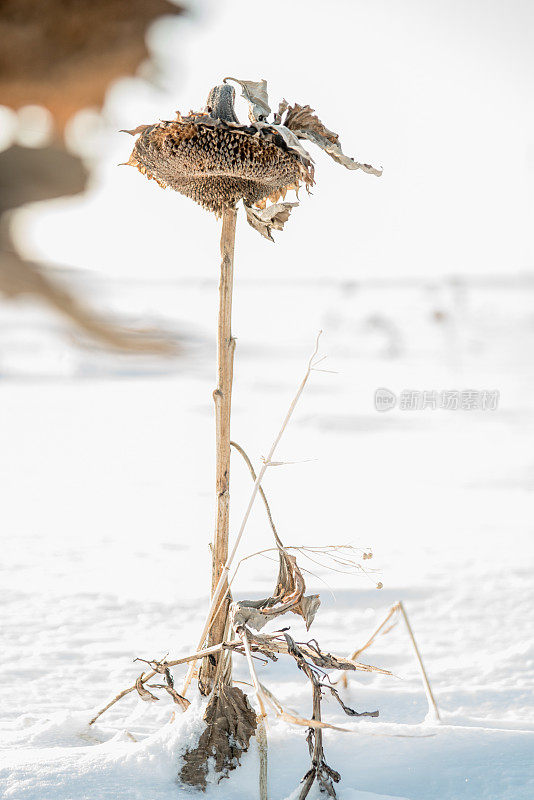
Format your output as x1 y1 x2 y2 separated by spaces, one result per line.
181 332 323 696
398 601 441 722
199 205 237 695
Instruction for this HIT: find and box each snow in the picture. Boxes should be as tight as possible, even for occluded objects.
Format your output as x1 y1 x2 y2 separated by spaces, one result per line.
1 276 533 799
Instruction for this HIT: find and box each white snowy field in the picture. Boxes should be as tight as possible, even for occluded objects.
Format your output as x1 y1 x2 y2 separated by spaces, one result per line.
1 275 533 800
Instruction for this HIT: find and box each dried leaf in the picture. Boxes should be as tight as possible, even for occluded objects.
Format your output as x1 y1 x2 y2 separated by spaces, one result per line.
245 202 299 241
164 666 190 711
233 544 320 630
231 603 261 629
270 123 315 169
119 124 155 137
300 129 383 176
151 683 190 711
282 102 382 176
135 675 158 702
147 662 192 711
180 685 257 788
224 77 271 121
294 594 321 629
273 99 289 125
283 103 339 144
324 685 378 718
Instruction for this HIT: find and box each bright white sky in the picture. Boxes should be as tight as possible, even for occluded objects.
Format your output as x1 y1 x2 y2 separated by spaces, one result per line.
11 0 534 280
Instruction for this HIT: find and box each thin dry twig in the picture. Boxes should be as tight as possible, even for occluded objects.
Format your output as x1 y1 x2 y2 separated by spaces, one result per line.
230 440 283 547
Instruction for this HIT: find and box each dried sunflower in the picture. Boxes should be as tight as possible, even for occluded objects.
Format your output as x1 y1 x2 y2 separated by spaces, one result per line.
122 85 310 220
122 78 381 235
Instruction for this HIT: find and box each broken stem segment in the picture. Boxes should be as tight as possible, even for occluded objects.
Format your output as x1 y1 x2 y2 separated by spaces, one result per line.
199 205 237 695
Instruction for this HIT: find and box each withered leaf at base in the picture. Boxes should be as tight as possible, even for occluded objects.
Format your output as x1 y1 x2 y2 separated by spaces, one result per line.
179 685 257 789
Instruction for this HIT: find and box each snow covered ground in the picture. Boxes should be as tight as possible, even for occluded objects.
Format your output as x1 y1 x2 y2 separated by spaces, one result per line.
1 275 533 799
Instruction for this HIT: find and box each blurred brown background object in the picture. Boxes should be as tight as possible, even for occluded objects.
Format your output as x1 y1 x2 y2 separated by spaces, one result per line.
0 0 183 130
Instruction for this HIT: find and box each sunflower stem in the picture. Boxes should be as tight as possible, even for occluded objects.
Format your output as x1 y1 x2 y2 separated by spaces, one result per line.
199 205 237 694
